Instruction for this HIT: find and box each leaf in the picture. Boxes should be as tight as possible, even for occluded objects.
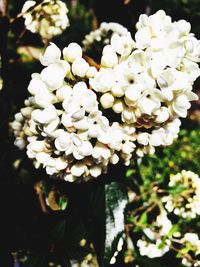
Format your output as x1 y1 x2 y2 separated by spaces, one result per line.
139 212 148 225
168 185 186 195
104 182 127 262
92 181 128 267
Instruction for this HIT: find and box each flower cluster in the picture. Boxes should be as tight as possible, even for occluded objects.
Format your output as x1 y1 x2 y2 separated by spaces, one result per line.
82 22 128 55
162 170 200 219
12 10 200 181
90 10 199 162
22 0 69 41
180 233 200 267
137 210 172 258
11 43 123 182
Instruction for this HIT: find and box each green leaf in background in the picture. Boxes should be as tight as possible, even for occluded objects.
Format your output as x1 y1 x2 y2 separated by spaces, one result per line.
168 185 187 195
92 181 128 267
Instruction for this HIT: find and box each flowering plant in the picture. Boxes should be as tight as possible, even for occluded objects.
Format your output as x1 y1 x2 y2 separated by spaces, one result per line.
0 0 200 265
21 0 70 42
12 10 200 183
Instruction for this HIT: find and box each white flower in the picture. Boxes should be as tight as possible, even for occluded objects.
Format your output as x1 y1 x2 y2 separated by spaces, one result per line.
63 43 82 63
22 0 70 41
71 163 85 177
101 45 118 68
100 93 115 109
111 33 135 56
72 58 89 77
82 22 128 54
22 0 36 13
163 170 200 219
39 43 61 66
32 106 58 124
137 210 171 258
12 10 200 181
135 27 151 49
90 69 116 93
41 61 70 89
137 239 170 258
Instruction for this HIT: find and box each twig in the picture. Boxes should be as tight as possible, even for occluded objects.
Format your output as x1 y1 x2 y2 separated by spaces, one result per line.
0 0 7 16
34 181 48 213
83 54 101 69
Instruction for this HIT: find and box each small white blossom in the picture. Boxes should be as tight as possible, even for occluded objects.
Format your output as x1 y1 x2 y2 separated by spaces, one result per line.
82 22 128 54
22 0 70 41
163 170 200 219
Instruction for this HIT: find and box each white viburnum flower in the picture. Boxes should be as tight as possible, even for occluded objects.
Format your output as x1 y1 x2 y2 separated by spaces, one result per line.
82 22 128 54
12 10 200 181
162 170 200 219
89 10 199 160
11 43 125 182
137 210 172 258
22 0 70 41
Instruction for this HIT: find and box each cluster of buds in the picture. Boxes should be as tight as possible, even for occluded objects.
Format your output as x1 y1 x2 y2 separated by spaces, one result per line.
180 233 200 267
12 10 200 181
90 10 199 163
11 43 123 182
82 22 128 57
137 210 172 258
22 0 69 41
162 170 200 219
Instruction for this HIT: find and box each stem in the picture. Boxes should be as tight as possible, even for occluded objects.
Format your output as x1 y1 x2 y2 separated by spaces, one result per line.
0 0 7 16
83 54 101 69
34 181 48 213
0 0 9 85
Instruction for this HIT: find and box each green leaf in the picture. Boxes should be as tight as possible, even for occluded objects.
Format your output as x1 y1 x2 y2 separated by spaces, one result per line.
104 182 127 262
92 181 128 267
168 185 186 195
139 212 148 225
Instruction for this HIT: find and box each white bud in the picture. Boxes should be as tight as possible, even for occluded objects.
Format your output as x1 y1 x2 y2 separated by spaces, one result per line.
112 99 124 113
63 43 82 63
89 166 102 177
72 58 89 77
86 66 98 78
71 162 85 177
101 51 118 68
40 43 61 66
111 83 124 97
100 93 115 109
56 85 72 101
125 84 141 103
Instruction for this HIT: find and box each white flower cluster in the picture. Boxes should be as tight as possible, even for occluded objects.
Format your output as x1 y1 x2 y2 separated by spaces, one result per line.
181 233 200 267
22 0 69 41
82 22 128 54
137 210 172 258
162 170 200 219
90 10 199 163
12 10 200 181
11 43 123 182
